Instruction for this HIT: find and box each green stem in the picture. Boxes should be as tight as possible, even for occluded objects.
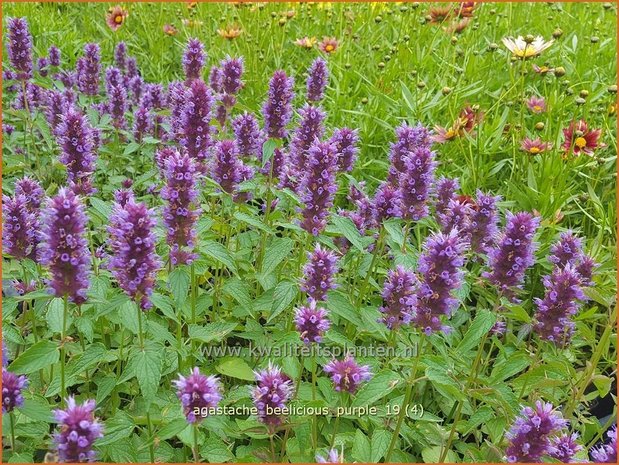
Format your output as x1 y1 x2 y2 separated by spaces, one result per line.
137 302 145 349
311 348 318 449
60 295 68 403
9 411 16 452
147 411 155 463
356 226 385 307
192 424 199 463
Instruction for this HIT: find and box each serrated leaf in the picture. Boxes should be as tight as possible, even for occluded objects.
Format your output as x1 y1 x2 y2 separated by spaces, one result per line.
127 343 163 406
234 211 274 234
331 215 365 252
268 281 298 323
8 340 59 375
202 240 238 275
169 267 190 305
216 358 255 381
370 429 391 462
351 429 371 462
457 310 496 353
351 370 400 408
262 237 293 276
201 437 235 463
189 322 237 343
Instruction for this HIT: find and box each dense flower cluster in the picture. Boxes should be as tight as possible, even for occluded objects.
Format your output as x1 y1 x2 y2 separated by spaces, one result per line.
178 79 214 168
174 368 223 424
379 266 417 329
331 127 359 173
469 191 501 254
232 112 265 159
294 300 331 344
387 123 432 185
182 38 206 82
39 188 91 304
262 70 295 139
300 244 339 301
591 425 617 463
210 139 254 200
2 194 38 260
251 363 293 428
53 397 104 463
323 356 372 393
108 198 162 310
306 57 329 102
76 43 101 96
289 104 326 179
7 17 33 80
2 368 28 412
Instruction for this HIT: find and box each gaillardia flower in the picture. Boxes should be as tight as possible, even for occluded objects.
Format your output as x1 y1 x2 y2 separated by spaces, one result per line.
106 5 128 31
217 25 242 40
53 397 104 463
323 355 372 393
526 96 547 114
502 35 554 59
173 368 223 424
521 137 552 155
561 120 602 157
319 37 339 54
295 37 317 49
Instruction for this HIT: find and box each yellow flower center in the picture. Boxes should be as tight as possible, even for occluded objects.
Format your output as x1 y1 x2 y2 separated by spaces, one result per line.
533 105 542 112
325 44 334 52
574 137 587 148
445 129 457 139
515 46 537 58
114 15 123 24
528 147 541 154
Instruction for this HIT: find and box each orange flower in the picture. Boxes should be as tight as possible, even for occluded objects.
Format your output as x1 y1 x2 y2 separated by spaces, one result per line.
106 5 128 32
217 25 242 40
319 37 339 54
163 24 177 36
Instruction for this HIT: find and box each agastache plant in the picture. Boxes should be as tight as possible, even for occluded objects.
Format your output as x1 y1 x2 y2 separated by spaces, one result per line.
300 244 339 301
289 104 326 185
469 191 501 254
76 43 101 96
2 369 28 413
53 397 104 463
182 38 206 82
323 355 372 393
174 368 223 424
108 198 162 310
7 17 33 80
306 57 329 102
2 194 38 261
396 146 436 221
434 177 460 216
379 265 418 329
591 425 617 463
262 70 295 139
210 139 254 201
178 79 214 169
294 300 331 344
251 363 294 429
387 123 432 186
39 188 91 304
161 150 200 265
330 127 359 173
232 112 265 159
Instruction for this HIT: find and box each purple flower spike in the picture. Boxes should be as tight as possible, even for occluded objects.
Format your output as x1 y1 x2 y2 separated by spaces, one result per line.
45 90 72 136
372 182 401 226
183 38 206 82
379 266 418 329
76 43 101 96
294 300 331 344
56 108 98 195
323 356 372 393
209 66 223 93
470 191 501 254
129 75 144 106
396 146 436 221
232 112 265 159
505 401 568 463
435 177 460 216
126 57 139 79
387 123 432 185
7 18 33 80
39 188 91 304
306 57 329 102
438 198 473 235
484 211 540 299
251 363 294 429
549 433 583 463
179 79 214 168
167 81 188 141
411 229 467 334
48 45 61 67
533 264 586 345
591 425 617 463
38 57 49 77
174 368 223 424
108 198 162 310
114 41 127 71
210 139 254 201
2 342 8 367
299 141 338 236
548 231 598 285
301 244 339 301
262 70 295 139
161 150 201 266
105 68 128 130
53 397 103 463
316 449 343 464
289 105 326 188
133 106 153 143
576 255 597 287
113 188 134 207
220 56 244 95
2 194 38 260
331 127 359 173
2 369 28 412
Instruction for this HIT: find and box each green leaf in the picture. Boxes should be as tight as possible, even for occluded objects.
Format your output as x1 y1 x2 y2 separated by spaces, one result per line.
216 358 255 381
456 310 496 353
268 280 298 323
98 411 135 446
261 139 278 168
202 240 238 275
383 218 405 248
201 437 235 463
169 267 190 305
126 343 163 406
490 353 531 383
326 291 364 328
261 237 294 276
157 418 189 441
351 370 400 408
19 396 53 422
234 211 274 234
9 340 59 375
351 429 371 462
331 215 366 252
46 298 72 334
189 322 237 343
422 446 457 463
370 429 391 462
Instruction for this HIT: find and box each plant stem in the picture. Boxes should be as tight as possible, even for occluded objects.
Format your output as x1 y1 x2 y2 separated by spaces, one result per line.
147 411 155 463
356 225 385 307
60 295 68 403
192 424 199 463
9 411 16 451
137 302 145 349
311 347 318 449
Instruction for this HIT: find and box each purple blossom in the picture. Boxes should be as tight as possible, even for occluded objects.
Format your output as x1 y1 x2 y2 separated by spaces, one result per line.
549 433 583 463
39 188 91 304
76 43 101 96
411 229 467 334
128 75 144 106
113 188 134 207
14 175 44 211
105 68 128 129
2 194 38 260
2 368 28 412
298 141 338 236
232 112 265 159
45 89 72 136
484 211 540 299
155 147 177 174
7 18 33 80
316 449 343 463
290 105 326 176
306 57 329 102
372 182 400 226
300 244 339 301
220 56 244 95
56 70 77 89
435 177 460 216
114 41 127 71
56 108 97 195
48 45 61 67
323 356 372 393
210 139 253 201
330 127 359 173
251 363 294 428
379 266 418 329
209 66 223 93
470 191 501 254
3 123 15 135
505 401 568 463
294 300 331 344
576 255 597 286
591 425 617 463
167 81 188 141
262 70 295 139
396 146 436 221
53 397 103 463
105 67 124 93
141 83 166 110
173 368 223 424
179 79 214 168
263 147 287 179
533 264 586 345
133 106 153 142
12 82 44 112
108 198 162 310
183 38 206 82
387 123 432 185
438 198 473 235
126 56 139 79
548 232 598 285
161 150 200 266
38 56 49 77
